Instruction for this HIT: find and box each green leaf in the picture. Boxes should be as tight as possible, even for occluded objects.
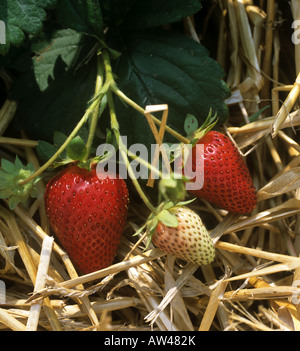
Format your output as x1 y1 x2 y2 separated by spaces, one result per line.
53 131 68 148
36 130 70 164
176 199 196 207
121 0 202 29
248 105 270 124
36 126 92 166
15 156 25 170
191 109 218 142
145 215 159 250
9 196 21 210
157 209 179 227
0 157 39 209
66 136 87 161
31 28 85 91
112 29 230 148
55 0 103 37
0 189 13 198
36 140 58 163
132 223 147 237
159 177 186 203
1 158 15 173
12 30 97 141
100 0 136 27
147 213 158 233
0 0 56 55
184 114 198 136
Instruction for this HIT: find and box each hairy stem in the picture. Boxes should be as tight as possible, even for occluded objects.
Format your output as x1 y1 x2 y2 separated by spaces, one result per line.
101 50 190 144
112 86 190 144
102 50 157 213
106 87 157 214
19 98 100 186
85 57 104 160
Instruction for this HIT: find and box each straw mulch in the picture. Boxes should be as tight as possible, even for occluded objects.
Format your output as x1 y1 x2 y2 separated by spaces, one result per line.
0 0 300 331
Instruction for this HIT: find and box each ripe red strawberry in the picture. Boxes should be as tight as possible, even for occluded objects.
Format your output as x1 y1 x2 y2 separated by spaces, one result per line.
184 131 257 214
44 164 129 274
152 207 215 265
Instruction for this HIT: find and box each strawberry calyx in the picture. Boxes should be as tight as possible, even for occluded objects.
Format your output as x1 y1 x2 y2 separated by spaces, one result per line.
142 199 195 250
36 130 91 169
150 206 216 266
37 128 117 173
0 134 101 210
188 109 218 146
0 156 40 209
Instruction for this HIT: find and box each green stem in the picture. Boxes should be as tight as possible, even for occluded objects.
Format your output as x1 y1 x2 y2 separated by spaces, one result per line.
106 88 157 214
101 49 189 145
85 58 104 160
102 50 157 213
101 50 115 85
111 86 190 144
19 98 100 186
127 149 162 179
20 57 105 186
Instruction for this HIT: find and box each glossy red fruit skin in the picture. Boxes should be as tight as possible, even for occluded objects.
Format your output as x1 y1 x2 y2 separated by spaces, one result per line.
186 131 257 214
44 165 129 274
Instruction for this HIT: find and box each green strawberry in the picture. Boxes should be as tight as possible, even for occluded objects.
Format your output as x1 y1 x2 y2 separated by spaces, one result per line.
152 206 215 265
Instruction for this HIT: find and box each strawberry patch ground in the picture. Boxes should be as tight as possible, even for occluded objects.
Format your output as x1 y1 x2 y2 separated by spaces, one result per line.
0 0 300 332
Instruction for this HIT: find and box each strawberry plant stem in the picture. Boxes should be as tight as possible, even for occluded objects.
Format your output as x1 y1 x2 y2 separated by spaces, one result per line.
112 86 189 144
85 57 104 160
19 97 100 186
101 50 190 144
127 149 162 179
106 88 157 214
19 58 105 186
102 50 157 213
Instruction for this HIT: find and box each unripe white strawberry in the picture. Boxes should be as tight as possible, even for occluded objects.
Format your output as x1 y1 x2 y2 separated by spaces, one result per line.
152 207 215 265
